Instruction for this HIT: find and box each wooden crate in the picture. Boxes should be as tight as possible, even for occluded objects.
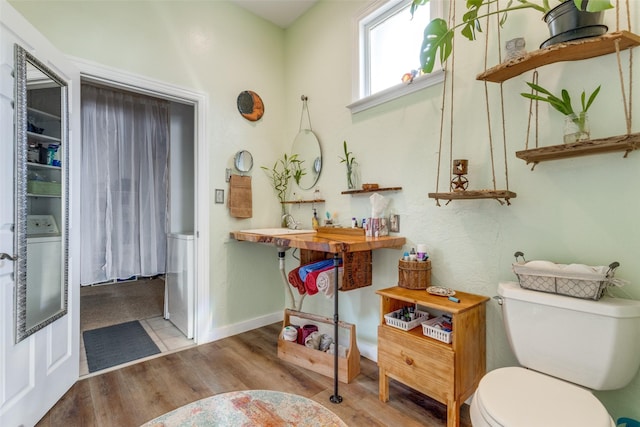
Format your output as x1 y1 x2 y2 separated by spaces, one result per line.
299 249 372 291
277 309 360 383
398 259 431 289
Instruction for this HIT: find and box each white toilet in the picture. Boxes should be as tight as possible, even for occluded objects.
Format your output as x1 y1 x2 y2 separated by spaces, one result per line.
470 281 640 427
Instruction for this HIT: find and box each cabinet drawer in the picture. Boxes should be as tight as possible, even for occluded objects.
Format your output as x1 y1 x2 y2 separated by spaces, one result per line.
378 325 454 403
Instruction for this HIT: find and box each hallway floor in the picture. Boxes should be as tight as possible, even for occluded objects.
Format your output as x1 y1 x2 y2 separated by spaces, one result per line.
80 277 195 377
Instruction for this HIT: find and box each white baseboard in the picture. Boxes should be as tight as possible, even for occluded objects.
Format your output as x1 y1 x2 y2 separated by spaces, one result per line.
200 311 284 343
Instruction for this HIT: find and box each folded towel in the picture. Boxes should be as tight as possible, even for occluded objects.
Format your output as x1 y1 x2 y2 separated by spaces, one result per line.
228 175 252 218
288 266 306 295
303 265 331 295
316 267 343 298
298 259 335 282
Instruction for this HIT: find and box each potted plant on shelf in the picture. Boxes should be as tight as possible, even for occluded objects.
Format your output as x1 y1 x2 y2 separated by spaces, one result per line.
261 153 305 224
338 140 358 190
412 0 614 73
520 81 601 143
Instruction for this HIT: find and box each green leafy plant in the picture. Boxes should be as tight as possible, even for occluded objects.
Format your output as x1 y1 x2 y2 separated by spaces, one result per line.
411 0 613 73
261 153 304 204
520 81 601 117
338 140 358 189
521 81 601 138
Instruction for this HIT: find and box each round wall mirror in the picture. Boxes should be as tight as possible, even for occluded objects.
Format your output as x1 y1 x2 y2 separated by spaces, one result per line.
291 129 321 190
234 150 253 173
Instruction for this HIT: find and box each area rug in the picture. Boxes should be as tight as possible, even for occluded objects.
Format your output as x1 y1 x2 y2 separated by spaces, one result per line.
83 320 160 373
140 390 348 427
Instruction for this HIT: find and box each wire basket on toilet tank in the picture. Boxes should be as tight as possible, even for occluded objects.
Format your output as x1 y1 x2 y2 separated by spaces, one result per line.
512 251 627 301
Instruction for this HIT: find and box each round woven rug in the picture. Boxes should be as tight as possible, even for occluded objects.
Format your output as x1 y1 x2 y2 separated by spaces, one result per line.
140 390 347 427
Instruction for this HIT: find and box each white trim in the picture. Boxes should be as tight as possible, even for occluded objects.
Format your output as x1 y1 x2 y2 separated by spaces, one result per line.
203 311 284 343
69 57 211 345
347 69 444 113
350 0 446 113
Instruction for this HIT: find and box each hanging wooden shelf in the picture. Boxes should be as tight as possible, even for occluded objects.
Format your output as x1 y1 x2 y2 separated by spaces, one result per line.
428 190 517 205
341 187 402 195
477 31 640 83
282 199 325 204
516 132 640 167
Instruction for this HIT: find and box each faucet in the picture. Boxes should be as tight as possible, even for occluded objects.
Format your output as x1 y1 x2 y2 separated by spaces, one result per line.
282 214 300 230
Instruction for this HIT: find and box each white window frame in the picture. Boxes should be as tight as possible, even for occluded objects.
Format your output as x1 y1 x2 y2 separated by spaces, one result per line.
348 0 445 114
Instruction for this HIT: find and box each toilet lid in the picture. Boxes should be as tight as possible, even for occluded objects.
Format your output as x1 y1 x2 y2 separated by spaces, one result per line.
476 367 612 427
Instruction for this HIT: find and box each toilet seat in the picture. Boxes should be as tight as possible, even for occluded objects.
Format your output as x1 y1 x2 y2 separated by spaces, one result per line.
472 367 613 427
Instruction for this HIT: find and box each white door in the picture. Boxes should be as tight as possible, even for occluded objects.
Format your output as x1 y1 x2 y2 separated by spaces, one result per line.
0 2 81 426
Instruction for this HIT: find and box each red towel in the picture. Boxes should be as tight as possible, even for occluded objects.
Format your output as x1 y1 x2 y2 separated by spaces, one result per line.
304 265 335 295
288 266 306 295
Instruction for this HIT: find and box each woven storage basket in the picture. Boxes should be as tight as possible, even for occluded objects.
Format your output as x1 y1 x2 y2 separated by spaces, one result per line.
398 259 431 289
512 257 620 301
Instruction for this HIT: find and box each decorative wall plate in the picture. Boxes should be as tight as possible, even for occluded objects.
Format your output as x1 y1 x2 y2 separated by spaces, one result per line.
426 286 456 297
237 90 264 121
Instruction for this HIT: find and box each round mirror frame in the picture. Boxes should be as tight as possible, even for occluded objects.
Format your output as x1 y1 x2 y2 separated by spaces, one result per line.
234 150 253 173
291 129 321 190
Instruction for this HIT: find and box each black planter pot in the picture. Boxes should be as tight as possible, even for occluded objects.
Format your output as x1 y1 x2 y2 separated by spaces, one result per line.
541 0 607 48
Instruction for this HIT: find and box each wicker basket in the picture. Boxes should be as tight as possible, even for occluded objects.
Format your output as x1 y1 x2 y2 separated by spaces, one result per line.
512 255 620 301
398 259 431 289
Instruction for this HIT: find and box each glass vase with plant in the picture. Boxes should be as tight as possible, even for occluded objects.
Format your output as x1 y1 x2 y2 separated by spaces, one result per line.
520 81 601 143
339 140 358 190
261 153 305 223
411 0 613 73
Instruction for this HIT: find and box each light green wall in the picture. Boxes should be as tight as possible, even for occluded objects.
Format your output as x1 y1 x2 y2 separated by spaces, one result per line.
283 0 640 421
11 0 640 420
9 0 290 328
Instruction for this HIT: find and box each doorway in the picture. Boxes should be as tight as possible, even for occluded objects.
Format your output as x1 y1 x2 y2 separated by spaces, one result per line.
77 72 202 376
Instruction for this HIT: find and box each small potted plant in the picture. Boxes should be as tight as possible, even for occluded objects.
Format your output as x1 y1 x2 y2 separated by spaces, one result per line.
338 140 358 190
520 81 601 143
261 153 305 223
412 0 613 73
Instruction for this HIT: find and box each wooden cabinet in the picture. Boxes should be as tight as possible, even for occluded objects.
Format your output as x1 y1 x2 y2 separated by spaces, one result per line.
376 286 489 427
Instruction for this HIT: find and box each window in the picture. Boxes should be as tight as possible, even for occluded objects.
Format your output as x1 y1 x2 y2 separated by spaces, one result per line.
348 0 445 113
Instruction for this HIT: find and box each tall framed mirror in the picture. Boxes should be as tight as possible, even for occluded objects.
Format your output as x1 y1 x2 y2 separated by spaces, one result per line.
14 44 69 343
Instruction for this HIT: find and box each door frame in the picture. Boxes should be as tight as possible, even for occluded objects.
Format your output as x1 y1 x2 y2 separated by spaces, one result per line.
73 57 211 344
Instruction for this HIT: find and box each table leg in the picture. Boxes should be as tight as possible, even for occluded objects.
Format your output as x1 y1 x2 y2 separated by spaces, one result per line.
447 399 460 427
378 367 389 402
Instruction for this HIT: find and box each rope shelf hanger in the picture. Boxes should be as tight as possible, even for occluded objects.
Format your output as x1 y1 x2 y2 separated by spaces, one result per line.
428 0 516 206
514 0 639 168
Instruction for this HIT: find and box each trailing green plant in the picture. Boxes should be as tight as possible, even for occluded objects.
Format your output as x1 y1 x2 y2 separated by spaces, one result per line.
411 0 613 73
261 153 305 204
338 140 358 189
521 81 601 131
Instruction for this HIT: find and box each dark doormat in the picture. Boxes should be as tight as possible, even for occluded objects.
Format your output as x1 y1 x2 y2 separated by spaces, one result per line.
83 320 160 373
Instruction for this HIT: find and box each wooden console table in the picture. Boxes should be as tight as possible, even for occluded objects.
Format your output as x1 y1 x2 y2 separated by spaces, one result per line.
376 286 489 427
230 228 405 403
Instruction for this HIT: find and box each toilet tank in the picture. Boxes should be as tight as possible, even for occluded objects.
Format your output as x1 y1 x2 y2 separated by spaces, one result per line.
498 281 640 390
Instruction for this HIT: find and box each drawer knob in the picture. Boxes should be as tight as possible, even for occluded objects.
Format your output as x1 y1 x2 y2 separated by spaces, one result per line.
404 357 413 365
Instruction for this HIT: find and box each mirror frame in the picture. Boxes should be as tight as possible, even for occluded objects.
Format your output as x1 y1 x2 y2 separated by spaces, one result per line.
234 150 253 173
291 129 322 190
14 44 70 343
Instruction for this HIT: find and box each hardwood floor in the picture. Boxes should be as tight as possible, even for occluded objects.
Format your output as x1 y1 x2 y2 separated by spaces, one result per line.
36 322 472 427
